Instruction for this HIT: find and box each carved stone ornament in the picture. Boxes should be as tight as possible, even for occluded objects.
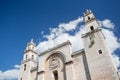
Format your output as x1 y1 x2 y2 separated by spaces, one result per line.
49 54 60 70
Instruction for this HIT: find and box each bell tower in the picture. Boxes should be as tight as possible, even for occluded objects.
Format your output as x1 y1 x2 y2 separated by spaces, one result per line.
82 10 119 80
83 9 100 33
23 39 37 61
19 39 37 80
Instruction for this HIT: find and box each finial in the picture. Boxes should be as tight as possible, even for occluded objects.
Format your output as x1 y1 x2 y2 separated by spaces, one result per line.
30 38 34 44
27 38 36 46
87 9 89 12
24 38 36 52
85 9 92 15
86 9 89 14
83 12 85 16
89 9 92 13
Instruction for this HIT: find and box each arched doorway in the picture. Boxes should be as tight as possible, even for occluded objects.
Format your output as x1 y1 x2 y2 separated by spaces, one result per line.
53 70 58 80
45 53 66 80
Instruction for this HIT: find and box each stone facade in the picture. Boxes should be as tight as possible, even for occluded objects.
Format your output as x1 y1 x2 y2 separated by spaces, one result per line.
19 10 120 80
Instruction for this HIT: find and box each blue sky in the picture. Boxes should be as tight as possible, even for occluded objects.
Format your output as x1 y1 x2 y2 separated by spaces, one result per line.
0 0 120 79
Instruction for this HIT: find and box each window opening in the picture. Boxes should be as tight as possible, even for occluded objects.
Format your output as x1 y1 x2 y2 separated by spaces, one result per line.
90 26 94 31
98 50 102 54
89 34 95 45
24 64 26 71
20 78 22 80
88 16 90 20
53 70 58 80
32 55 34 59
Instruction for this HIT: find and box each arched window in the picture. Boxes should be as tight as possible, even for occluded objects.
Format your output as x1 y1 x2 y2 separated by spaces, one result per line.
89 34 95 46
53 70 58 80
90 26 94 31
32 55 34 59
24 64 26 71
88 16 90 20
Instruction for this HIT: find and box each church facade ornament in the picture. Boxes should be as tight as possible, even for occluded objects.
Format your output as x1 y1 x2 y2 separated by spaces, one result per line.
49 54 60 70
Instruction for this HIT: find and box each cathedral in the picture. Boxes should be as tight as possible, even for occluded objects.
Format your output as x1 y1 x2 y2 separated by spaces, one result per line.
19 10 120 80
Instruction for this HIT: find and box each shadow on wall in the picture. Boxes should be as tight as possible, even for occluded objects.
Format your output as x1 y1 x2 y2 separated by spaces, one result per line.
82 53 91 80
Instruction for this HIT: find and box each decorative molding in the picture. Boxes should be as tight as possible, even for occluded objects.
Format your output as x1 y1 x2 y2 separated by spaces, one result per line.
21 58 36 64
49 54 60 70
24 50 37 54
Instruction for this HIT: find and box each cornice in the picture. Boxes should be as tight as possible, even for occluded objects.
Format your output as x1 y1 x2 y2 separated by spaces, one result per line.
38 71 45 74
38 40 71 56
24 50 37 54
65 60 73 65
71 49 85 57
81 28 101 38
21 58 36 64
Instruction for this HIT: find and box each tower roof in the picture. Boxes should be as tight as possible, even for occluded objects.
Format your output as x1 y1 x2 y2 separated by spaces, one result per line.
24 38 36 53
27 38 36 46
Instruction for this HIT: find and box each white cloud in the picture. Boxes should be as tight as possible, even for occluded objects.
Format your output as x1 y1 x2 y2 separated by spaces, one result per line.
102 28 120 53
14 65 20 69
0 65 20 80
102 28 120 68
36 17 120 69
100 19 115 29
112 54 120 69
58 17 83 31
36 17 84 53
36 40 54 53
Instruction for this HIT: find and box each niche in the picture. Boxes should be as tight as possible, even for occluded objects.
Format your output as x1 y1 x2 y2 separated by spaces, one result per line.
53 70 58 80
